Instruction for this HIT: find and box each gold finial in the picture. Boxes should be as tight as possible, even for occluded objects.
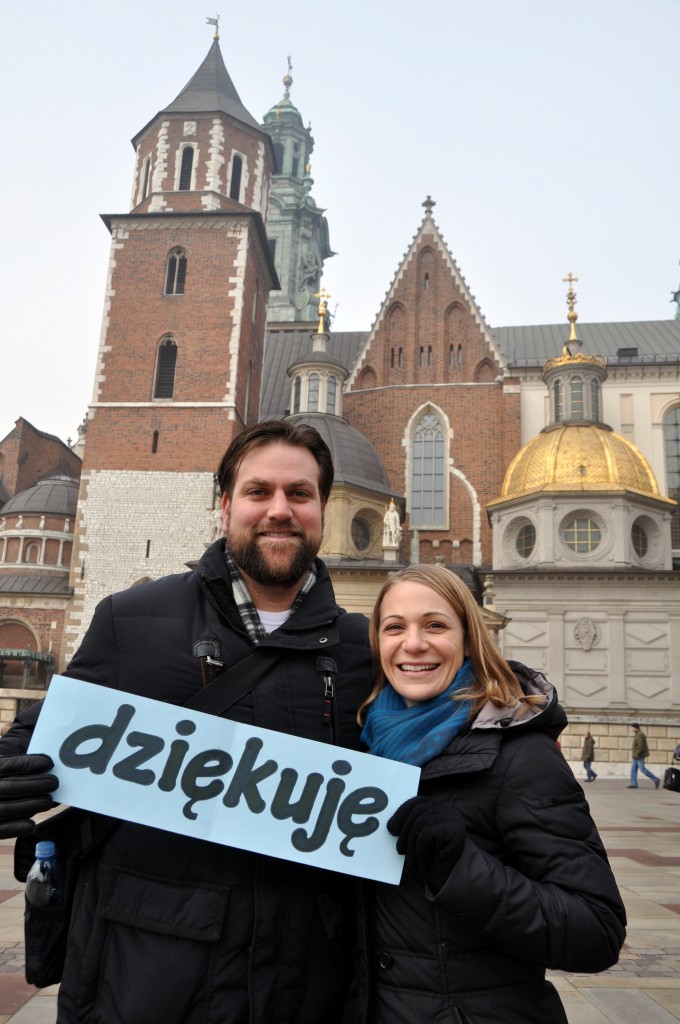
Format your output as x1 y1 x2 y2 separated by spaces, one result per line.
206 14 220 40
283 56 293 100
315 288 330 334
562 272 579 345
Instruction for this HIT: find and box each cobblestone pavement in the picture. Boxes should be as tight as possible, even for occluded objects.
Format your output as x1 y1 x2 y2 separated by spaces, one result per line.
0 776 677 1022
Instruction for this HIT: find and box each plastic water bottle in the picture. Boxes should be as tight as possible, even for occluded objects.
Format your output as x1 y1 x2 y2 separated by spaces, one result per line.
24 841 64 908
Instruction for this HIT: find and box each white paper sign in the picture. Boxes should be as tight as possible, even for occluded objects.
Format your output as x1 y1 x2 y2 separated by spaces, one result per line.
28 675 420 884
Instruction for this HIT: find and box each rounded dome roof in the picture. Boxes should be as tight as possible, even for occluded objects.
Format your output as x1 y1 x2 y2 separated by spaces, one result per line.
1 477 79 517
497 424 670 503
286 414 392 494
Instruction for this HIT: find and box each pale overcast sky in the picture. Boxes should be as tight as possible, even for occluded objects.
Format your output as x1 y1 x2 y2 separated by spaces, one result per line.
1 0 678 446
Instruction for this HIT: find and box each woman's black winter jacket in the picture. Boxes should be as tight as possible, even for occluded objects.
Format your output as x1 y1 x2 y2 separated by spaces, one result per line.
353 664 627 1024
0 541 373 1024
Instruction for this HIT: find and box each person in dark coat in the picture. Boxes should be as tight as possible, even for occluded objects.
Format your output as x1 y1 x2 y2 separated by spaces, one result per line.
355 564 626 1024
0 421 373 1024
582 729 597 781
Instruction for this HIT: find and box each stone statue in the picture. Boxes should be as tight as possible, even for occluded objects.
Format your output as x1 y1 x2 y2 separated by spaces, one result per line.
207 500 223 545
383 499 402 546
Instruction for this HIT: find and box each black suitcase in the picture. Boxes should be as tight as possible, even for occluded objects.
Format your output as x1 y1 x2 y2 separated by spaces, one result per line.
662 766 680 792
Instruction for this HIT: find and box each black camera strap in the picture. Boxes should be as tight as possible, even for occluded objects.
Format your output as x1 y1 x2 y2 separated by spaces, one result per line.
184 648 283 718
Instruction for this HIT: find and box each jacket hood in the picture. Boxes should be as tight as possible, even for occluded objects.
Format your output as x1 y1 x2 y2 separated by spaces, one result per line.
472 661 567 739
420 662 567 782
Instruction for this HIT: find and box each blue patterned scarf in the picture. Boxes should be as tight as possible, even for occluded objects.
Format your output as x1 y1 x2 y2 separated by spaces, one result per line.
361 658 476 766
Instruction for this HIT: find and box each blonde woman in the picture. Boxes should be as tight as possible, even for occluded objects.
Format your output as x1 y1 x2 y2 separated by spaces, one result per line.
354 565 625 1024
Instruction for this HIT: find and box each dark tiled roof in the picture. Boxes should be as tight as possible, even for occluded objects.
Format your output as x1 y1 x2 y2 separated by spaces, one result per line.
287 413 394 495
1 478 79 516
262 329 368 419
161 41 260 129
493 320 680 367
0 574 72 595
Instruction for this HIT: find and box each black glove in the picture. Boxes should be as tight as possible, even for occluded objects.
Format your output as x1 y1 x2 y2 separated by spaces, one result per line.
388 795 467 893
0 754 59 838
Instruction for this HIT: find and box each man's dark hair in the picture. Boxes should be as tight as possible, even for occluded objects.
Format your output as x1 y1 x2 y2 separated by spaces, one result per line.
217 420 334 502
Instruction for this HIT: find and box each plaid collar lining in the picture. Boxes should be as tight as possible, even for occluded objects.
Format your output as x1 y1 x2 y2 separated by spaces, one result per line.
223 544 317 642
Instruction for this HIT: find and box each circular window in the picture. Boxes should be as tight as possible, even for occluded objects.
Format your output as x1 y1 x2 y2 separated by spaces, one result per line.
563 516 601 553
351 517 371 552
516 523 536 558
631 521 648 557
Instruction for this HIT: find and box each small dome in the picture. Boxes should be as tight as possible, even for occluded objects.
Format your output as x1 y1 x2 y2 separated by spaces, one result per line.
498 424 669 502
1 477 79 517
286 414 391 493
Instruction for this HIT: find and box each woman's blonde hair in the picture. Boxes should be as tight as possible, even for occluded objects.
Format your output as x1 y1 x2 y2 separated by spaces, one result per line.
358 563 542 723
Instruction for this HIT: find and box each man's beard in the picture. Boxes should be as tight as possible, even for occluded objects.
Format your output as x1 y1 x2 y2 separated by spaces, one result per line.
226 521 322 587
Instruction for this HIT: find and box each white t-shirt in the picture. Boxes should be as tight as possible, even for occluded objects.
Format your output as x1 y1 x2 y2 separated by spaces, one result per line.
256 608 292 634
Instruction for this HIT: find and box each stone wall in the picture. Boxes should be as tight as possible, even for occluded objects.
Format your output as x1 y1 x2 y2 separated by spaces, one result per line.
559 714 680 779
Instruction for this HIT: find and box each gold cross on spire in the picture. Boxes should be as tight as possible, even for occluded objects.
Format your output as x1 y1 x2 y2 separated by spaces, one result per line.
315 288 330 334
562 273 579 343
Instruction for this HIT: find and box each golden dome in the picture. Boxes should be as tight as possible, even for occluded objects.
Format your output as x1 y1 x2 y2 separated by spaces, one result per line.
492 424 673 505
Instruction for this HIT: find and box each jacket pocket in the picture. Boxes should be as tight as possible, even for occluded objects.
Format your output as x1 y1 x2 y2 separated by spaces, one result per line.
84 870 231 1024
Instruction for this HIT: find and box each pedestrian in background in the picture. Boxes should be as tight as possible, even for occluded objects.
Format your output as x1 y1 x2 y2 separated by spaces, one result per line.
581 730 597 782
628 723 660 790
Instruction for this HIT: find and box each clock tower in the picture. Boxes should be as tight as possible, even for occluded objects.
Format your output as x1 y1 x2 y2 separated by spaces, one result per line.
64 34 278 660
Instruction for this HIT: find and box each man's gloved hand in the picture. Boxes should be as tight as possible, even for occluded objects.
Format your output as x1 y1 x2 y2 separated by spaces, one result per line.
388 795 467 893
0 755 59 838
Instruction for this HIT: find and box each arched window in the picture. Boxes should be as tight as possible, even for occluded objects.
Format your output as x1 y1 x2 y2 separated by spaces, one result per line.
664 407 680 547
554 380 563 422
570 376 584 418
272 142 284 173
24 543 40 564
457 344 463 367
411 412 446 527
164 248 187 295
419 347 425 367
398 348 403 368
154 338 178 398
326 375 337 414
230 155 243 201
179 147 194 191
292 376 301 414
590 379 599 421
308 373 320 412
141 157 151 201
449 345 454 368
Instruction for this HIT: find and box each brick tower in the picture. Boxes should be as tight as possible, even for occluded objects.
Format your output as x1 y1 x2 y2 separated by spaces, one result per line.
63 34 277 664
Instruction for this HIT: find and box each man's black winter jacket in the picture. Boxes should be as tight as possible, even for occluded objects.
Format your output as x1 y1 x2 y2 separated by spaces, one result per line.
0 542 373 1024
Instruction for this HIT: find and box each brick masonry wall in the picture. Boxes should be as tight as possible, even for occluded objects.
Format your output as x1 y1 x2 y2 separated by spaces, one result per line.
344 226 521 566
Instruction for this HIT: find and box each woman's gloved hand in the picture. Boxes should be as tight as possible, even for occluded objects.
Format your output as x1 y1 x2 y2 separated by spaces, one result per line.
388 795 467 892
0 754 59 838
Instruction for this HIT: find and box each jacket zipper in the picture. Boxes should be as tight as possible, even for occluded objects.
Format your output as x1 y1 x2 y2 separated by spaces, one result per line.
317 656 338 744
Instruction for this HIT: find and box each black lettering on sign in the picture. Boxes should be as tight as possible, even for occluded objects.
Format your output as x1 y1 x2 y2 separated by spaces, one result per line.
112 731 165 786
59 704 135 775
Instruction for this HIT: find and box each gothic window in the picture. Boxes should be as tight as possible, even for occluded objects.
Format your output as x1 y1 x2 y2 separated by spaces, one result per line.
292 376 301 414
570 377 584 418
423 273 430 291
326 375 337 414
419 347 424 367
179 147 194 191
428 346 433 367
154 338 178 399
449 345 454 368
391 348 395 369
457 344 463 367
398 348 403 368
664 407 680 547
152 431 159 453
164 248 187 295
230 155 243 201
308 373 320 412
411 411 446 527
